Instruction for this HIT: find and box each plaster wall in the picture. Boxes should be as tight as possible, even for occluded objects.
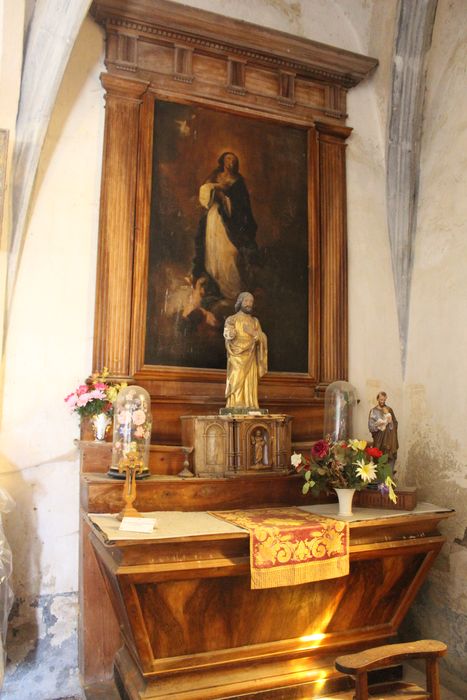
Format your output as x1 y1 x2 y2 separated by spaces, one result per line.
0 0 25 357
0 14 104 699
401 0 467 694
0 0 430 697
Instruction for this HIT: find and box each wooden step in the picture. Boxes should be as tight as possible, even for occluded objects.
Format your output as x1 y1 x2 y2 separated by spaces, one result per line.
322 680 429 699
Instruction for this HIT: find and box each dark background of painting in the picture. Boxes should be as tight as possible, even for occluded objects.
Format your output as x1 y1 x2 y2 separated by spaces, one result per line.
145 100 309 373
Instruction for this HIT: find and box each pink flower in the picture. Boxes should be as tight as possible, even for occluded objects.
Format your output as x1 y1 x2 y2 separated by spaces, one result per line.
132 410 146 426
64 393 77 408
76 392 92 407
94 382 108 390
311 439 329 459
89 389 106 401
77 384 89 396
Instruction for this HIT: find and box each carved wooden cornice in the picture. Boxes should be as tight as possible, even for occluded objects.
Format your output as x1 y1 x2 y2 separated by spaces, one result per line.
91 0 378 89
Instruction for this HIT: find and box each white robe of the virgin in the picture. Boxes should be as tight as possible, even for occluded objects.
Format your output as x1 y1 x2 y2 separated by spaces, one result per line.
199 183 242 300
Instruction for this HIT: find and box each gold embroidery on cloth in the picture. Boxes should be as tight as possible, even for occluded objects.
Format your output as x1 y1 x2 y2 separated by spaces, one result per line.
210 507 349 589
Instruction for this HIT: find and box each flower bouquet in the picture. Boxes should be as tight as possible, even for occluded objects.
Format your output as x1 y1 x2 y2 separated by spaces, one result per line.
291 438 397 503
64 368 127 440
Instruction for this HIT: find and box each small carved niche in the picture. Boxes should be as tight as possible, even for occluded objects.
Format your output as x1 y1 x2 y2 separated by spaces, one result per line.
173 45 194 83
227 58 246 95
205 423 226 469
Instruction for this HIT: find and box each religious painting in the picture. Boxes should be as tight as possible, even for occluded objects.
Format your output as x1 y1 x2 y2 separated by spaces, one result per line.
144 100 310 373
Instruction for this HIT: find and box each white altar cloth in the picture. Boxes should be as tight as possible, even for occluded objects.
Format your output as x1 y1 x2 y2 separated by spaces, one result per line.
88 502 452 543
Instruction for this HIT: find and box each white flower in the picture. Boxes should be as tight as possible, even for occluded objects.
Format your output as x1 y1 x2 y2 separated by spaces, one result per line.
117 410 131 425
354 459 377 482
291 452 303 468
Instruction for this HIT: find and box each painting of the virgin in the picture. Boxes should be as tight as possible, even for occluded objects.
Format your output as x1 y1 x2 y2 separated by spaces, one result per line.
145 100 310 373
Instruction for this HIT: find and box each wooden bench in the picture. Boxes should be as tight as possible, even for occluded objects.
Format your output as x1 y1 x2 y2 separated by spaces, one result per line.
332 640 447 700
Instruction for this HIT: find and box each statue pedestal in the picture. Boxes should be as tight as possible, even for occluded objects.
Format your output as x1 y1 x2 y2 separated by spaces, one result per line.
180 414 292 477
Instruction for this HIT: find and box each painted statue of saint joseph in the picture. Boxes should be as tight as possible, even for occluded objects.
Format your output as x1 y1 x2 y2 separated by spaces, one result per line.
223 292 267 409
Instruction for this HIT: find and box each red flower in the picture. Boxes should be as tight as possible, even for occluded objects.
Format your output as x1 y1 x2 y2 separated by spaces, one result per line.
365 446 383 458
311 439 329 459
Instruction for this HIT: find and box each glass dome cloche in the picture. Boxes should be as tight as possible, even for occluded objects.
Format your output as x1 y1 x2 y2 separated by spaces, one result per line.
108 385 152 479
323 380 358 442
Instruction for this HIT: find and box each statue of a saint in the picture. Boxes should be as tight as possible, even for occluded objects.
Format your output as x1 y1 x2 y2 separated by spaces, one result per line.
368 391 399 471
251 428 266 466
223 292 267 409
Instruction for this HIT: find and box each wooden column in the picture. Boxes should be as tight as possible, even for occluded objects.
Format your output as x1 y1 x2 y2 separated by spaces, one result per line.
316 122 352 387
93 74 149 378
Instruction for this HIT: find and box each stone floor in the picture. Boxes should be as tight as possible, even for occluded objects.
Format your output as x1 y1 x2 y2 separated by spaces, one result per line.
404 664 463 700
81 666 464 700
3 663 463 699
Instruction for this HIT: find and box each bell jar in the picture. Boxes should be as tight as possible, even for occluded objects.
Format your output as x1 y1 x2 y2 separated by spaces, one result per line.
323 381 358 442
108 385 152 478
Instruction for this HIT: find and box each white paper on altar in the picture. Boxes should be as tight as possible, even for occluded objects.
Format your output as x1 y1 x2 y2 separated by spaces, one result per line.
88 510 246 542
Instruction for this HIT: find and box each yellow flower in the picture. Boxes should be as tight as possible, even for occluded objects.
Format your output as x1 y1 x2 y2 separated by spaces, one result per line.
106 386 118 403
349 439 367 451
106 382 127 404
385 476 397 503
354 458 377 482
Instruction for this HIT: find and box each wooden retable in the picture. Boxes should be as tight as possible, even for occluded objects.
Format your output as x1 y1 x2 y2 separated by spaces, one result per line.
83 503 452 699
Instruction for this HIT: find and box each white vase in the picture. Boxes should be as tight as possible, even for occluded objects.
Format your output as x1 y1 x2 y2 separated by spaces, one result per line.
91 412 111 441
334 488 356 516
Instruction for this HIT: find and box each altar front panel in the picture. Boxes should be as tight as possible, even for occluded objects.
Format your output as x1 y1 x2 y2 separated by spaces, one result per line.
89 507 450 699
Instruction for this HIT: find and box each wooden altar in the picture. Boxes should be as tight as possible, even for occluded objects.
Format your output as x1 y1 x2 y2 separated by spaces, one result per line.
82 482 451 698
79 441 452 699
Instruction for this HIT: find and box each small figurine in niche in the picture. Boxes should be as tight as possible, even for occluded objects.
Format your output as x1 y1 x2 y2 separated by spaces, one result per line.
251 428 267 467
223 292 267 410
368 391 399 473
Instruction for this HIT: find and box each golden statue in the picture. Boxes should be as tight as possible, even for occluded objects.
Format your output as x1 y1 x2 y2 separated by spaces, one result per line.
223 292 267 409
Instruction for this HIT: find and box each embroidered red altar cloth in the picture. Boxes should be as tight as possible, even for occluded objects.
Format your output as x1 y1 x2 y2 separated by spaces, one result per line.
210 507 349 589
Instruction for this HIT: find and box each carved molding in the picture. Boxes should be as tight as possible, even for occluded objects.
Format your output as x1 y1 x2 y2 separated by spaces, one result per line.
316 122 352 386
92 0 377 89
93 74 150 377
173 45 193 82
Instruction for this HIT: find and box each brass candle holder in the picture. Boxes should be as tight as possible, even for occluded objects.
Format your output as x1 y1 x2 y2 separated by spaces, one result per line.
117 450 144 520
178 446 194 478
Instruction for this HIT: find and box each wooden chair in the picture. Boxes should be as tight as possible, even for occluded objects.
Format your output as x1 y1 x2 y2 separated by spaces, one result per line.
334 640 447 699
